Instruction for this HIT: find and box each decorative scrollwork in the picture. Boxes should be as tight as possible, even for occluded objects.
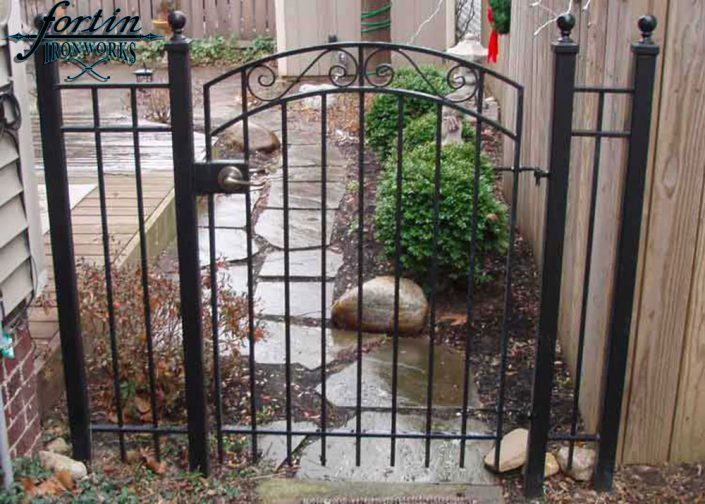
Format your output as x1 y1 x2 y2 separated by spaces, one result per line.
361 47 481 105
244 48 359 103
445 64 480 104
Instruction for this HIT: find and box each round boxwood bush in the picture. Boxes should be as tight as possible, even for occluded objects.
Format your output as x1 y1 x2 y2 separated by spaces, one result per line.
375 143 508 283
366 66 452 157
400 111 476 155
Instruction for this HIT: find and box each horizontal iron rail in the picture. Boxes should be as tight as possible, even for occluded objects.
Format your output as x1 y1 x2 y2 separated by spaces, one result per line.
92 424 500 441
575 86 634 94
548 433 599 442
210 87 517 140
62 125 172 133
572 130 631 138
56 82 171 90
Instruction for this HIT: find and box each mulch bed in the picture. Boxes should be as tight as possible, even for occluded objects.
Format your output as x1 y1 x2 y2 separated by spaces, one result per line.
330 125 576 434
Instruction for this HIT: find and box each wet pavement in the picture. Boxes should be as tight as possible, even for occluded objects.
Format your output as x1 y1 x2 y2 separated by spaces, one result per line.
296 413 495 484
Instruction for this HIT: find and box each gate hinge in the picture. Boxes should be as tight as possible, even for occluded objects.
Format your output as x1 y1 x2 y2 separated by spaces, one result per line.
194 159 263 194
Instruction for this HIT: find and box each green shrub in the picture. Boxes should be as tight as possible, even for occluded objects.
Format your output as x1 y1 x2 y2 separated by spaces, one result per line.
375 143 508 283
400 111 476 154
134 35 275 67
366 66 452 157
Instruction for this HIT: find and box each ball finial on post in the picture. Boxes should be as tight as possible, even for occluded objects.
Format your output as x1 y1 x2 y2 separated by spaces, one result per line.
638 15 657 43
168 10 187 36
557 13 576 40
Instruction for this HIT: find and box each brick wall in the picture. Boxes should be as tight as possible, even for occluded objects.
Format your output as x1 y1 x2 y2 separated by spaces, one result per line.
1 316 42 457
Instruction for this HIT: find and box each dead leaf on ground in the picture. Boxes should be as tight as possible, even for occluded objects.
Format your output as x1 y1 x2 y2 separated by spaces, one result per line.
142 454 167 475
56 469 75 490
27 476 66 497
438 312 468 326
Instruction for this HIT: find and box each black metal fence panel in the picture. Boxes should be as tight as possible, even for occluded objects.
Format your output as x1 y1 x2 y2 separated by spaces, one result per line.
32 10 659 497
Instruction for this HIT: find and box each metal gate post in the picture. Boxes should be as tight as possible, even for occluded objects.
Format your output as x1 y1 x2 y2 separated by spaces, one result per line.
593 16 659 492
524 15 578 498
33 25 92 463
166 11 209 474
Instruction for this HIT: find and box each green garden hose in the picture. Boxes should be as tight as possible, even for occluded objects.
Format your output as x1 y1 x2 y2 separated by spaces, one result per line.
361 2 391 34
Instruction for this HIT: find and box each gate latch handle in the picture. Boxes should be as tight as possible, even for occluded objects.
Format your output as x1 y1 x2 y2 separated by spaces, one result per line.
194 160 265 194
218 165 248 191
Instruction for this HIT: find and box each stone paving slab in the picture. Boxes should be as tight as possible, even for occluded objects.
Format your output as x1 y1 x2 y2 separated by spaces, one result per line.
268 164 349 182
255 209 336 250
214 263 249 294
285 143 349 167
256 281 335 318
198 227 258 264
316 338 481 409
296 412 495 484
257 479 504 504
256 419 317 469
239 321 381 370
197 193 257 229
267 180 346 209
259 249 343 279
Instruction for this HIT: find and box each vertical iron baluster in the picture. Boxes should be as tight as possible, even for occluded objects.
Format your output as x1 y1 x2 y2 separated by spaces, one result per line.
320 94 328 466
460 72 485 467
355 45 365 466
130 88 161 459
568 91 605 470
240 73 259 463
594 16 659 492
166 12 209 474
34 40 91 462
208 196 224 462
424 104 443 467
203 82 225 464
91 87 126 461
524 15 577 497
494 89 523 471
390 96 404 467
282 104 293 465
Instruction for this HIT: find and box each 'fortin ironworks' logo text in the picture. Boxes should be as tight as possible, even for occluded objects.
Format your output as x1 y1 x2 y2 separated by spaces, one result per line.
7 1 163 81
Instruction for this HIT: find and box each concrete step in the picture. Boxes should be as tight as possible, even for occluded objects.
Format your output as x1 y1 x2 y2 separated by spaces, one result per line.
257 479 504 504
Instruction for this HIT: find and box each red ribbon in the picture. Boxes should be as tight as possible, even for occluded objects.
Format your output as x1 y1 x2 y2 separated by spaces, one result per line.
488 6 499 63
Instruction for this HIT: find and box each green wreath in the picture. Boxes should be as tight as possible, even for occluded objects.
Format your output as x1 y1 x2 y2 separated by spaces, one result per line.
489 0 511 35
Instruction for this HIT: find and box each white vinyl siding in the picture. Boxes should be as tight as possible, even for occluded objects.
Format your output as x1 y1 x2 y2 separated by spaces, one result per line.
0 0 46 320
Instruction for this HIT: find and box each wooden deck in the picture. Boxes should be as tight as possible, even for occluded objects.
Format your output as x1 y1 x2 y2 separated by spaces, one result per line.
29 171 175 373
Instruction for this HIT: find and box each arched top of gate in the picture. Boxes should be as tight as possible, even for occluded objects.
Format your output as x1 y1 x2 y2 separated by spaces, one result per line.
203 42 524 139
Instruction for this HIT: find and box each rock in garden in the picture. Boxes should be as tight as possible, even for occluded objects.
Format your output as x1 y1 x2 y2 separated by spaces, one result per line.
556 446 596 481
39 450 88 480
545 452 560 477
484 428 528 473
216 120 280 154
331 276 428 334
45 437 70 455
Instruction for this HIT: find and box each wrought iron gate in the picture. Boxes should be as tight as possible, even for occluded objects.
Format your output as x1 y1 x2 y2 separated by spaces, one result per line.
35 11 659 497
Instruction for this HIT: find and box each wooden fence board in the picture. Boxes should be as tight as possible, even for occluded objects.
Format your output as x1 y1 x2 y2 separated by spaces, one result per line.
623 0 705 463
492 0 705 465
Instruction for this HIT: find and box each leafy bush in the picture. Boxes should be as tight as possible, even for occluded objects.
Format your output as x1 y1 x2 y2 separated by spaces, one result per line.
73 259 261 422
135 35 276 67
375 142 508 283
401 111 476 154
365 66 452 157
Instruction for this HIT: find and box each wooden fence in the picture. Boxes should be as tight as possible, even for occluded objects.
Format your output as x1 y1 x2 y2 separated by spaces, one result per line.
490 0 705 464
21 0 276 39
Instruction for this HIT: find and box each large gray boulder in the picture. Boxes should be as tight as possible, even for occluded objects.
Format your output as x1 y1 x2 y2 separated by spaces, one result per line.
331 276 428 334
215 119 280 155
